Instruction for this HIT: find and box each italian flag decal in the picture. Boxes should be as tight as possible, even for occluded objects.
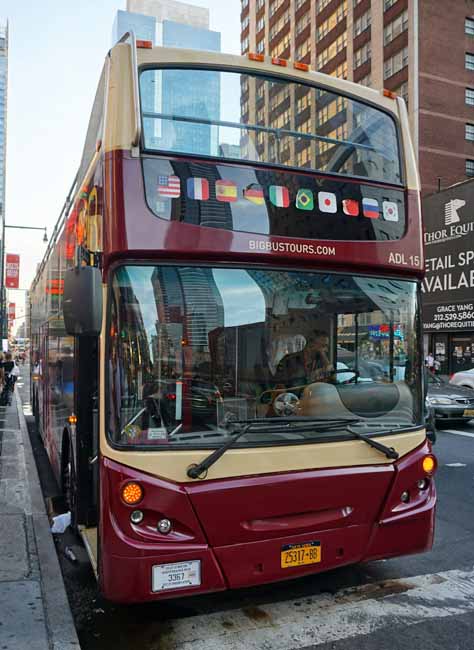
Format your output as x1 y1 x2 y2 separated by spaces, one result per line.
269 185 290 207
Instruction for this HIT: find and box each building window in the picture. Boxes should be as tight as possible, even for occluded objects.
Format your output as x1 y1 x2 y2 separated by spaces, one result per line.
466 52 474 69
270 0 285 12
396 81 409 105
317 2 347 42
358 73 372 87
384 9 408 45
256 17 265 32
269 9 290 41
384 46 408 79
466 88 474 105
317 33 347 68
466 159 474 176
354 9 371 37
242 16 249 31
317 0 332 10
354 42 371 69
271 32 290 57
296 13 310 36
466 123 474 140
466 17 474 36
296 0 307 9
384 0 397 10
242 0 249 8
296 39 310 60
256 38 265 53
241 36 249 54
329 61 348 79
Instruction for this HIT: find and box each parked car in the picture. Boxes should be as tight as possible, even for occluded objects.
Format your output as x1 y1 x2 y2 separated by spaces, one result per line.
426 372 474 424
449 367 474 390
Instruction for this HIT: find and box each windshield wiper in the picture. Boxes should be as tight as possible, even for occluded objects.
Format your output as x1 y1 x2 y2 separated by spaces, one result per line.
348 426 399 460
186 417 400 478
186 417 362 479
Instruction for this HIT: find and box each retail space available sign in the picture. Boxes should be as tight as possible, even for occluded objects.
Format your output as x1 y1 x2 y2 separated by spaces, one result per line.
5 254 20 289
422 190 474 331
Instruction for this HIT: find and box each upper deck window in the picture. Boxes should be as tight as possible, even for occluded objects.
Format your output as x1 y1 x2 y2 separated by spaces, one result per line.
139 67 402 186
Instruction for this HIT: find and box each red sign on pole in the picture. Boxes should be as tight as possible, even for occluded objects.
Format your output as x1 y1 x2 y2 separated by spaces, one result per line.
7 303 15 330
5 254 20 289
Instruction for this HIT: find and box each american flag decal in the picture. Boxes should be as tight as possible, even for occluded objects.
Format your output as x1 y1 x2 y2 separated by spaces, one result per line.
157 175 181 198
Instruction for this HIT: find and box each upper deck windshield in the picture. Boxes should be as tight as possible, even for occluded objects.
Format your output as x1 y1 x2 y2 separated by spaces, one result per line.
139 67 402 185
108 266 421 450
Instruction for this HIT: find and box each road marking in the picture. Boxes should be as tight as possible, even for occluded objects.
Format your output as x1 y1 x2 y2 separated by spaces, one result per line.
445 462 467 467
440 429 474 438
159 567 474 650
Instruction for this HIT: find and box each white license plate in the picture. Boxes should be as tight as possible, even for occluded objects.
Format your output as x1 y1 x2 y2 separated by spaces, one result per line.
152 560 201 592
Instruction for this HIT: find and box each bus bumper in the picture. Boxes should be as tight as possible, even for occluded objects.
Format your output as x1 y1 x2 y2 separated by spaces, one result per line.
99 446 436 603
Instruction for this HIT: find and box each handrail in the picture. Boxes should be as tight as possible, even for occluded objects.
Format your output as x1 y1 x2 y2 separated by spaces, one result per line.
141 110 382 156
117 31 141 148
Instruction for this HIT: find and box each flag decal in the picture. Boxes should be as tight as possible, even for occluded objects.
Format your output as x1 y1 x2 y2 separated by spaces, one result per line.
362 198 380 219
187 178 209 201
216 179 238 203
318 192 337 213
269 185 290 208
157 175 181 198
296 189 314 211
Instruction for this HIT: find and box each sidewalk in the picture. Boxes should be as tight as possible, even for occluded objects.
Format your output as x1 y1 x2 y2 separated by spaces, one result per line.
0 367 80 650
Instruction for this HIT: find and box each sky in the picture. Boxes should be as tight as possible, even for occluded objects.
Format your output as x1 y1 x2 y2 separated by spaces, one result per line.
1 0 240 330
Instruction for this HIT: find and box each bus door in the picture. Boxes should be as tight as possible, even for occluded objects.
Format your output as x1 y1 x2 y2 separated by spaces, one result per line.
76 336 99 527
39 323 49 443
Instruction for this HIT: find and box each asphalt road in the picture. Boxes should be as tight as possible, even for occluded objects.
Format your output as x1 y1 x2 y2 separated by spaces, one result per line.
17 372 474 650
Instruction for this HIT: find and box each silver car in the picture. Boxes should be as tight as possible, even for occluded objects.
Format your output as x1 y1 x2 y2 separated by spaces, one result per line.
450 367 474 390
427 373 474 424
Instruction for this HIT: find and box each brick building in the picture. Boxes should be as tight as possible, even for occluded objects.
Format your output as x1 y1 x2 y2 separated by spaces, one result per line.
240 0 474 195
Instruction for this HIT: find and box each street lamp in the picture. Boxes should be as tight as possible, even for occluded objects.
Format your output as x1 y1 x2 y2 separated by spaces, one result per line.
5 224 48 242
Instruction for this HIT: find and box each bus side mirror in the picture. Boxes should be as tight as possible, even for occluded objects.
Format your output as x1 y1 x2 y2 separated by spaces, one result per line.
63 266 103 336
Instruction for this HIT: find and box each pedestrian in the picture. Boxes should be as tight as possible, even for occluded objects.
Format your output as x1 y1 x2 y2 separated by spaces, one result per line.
0 352 19 404
425 352 435 373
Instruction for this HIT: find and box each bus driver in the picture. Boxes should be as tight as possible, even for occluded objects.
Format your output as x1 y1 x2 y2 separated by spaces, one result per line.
275 329 334 387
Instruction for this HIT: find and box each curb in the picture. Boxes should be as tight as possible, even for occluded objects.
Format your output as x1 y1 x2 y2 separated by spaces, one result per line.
16 389 81 650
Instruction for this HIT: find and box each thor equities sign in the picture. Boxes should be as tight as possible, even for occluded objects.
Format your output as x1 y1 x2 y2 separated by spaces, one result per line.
422 185 474 332
5 254 20 289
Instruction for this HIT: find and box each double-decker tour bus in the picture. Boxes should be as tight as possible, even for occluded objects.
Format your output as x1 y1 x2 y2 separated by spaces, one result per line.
30 34 436 603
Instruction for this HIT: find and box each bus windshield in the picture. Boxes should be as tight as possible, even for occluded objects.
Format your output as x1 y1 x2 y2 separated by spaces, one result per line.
139 68 401 185
108 266 421 448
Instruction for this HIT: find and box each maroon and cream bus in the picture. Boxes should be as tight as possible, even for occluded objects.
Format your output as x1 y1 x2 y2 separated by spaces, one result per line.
30 35 436 603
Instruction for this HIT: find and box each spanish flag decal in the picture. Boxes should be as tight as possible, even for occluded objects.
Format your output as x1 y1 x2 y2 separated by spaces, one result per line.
216 179 238 203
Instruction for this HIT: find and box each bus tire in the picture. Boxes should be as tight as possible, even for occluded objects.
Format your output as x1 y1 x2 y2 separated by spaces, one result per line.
61 434 77 532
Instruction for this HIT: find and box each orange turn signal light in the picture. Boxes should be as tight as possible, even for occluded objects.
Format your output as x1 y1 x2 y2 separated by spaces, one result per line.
383 88 397 99
272 57 287 67
68 414 77 425
136 40 153 49
121 482 144 505
294 61 310 72
248 52 265 62
422 455 436 475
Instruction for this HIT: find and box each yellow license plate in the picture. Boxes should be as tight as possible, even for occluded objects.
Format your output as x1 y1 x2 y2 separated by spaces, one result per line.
463 409 474 417
281 541 321 569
